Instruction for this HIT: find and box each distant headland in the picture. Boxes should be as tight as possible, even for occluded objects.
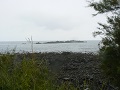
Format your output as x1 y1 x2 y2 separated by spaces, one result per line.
35 40 87 44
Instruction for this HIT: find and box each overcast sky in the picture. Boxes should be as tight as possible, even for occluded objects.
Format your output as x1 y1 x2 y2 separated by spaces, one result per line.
0 0 105 41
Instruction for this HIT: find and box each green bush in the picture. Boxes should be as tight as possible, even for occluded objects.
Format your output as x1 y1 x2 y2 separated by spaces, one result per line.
0 54 55 90
0 53 79 90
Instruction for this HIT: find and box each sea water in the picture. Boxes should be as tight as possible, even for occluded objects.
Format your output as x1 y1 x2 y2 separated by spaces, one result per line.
0 40 100 53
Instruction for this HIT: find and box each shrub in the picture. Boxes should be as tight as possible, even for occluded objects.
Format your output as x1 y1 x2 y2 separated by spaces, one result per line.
0 54 55 90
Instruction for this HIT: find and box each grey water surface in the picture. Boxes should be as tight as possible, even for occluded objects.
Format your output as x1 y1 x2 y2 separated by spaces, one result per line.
0 40 100 53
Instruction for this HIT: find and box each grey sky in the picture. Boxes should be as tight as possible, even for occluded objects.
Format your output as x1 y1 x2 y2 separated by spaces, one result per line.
0 0 105 41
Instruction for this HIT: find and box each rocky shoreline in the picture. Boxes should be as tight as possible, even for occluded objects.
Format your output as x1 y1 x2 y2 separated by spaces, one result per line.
13 52 117 90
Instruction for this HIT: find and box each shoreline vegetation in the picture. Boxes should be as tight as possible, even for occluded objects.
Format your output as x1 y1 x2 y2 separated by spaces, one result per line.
35 40 87 44
0 52 117 90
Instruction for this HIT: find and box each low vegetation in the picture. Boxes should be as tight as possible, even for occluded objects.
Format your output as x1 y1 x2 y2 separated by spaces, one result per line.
0 54 53 90
0 53 79 90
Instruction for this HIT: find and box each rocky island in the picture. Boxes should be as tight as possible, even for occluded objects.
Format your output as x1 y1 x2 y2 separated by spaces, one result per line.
35 40 87 44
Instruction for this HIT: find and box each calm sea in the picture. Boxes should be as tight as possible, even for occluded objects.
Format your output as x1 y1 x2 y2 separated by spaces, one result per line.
0 40 100 53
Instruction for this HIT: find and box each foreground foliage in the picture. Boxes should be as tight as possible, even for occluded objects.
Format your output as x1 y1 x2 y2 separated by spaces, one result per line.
0 54 78 90
89 0 120 88
0 54 55 90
